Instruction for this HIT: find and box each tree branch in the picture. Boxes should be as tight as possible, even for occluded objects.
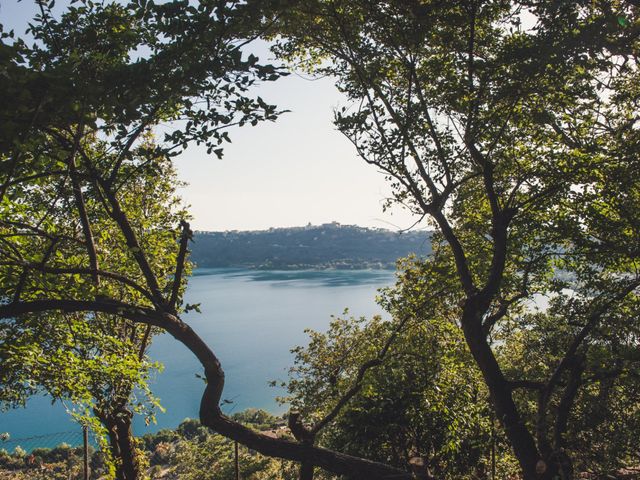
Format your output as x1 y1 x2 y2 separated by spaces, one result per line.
0 261 154 302
67 124 100 286
170 220 192 309
0 300 414 480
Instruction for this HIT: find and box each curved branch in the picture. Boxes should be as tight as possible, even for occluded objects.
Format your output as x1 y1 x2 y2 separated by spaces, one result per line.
0 299 413 480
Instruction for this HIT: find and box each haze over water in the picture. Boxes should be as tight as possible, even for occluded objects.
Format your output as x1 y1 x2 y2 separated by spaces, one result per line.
0 268 395 446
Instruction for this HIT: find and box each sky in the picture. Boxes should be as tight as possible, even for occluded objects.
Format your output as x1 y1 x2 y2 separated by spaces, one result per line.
1 1 420 232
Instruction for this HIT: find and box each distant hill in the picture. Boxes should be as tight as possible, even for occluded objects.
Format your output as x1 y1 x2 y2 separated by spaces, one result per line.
190 223 432 270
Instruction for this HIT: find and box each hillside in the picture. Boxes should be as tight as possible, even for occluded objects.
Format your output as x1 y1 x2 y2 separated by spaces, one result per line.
190 223 432 269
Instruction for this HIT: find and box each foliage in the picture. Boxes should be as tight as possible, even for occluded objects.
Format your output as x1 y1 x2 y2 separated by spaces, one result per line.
0 413 298 480
0 443 106 480
166 414 296 480
170 433 279 480
1 0 285 478
230 408 284 431
191 224 432 270
148 416 296 480
274 1 640 478
282 265 521 479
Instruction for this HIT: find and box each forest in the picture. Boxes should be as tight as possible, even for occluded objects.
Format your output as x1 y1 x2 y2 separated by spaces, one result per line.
190 224 431 269
0 1 639 480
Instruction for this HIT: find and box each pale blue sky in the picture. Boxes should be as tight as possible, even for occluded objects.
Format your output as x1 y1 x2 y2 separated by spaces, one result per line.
1 1 419 231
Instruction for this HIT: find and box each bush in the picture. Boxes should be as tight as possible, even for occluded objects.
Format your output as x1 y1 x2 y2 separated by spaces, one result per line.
141 428 178 451
176 419 208 441
150 441 174 466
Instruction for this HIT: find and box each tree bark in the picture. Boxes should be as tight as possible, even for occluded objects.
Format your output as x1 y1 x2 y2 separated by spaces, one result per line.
461 302 542 480
96 406 141 480
288 413 316 480
299 462 314 480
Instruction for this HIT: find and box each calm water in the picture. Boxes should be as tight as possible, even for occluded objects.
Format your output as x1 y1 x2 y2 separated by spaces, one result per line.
0 268 394 445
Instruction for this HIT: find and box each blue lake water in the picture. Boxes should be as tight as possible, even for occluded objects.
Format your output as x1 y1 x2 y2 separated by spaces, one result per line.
0 268 395 447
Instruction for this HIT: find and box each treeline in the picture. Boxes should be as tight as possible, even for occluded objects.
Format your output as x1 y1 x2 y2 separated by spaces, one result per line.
190 223 432 269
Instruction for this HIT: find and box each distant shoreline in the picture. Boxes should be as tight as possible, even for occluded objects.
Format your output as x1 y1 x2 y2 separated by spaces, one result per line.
193 262 398 271
190 223 432 271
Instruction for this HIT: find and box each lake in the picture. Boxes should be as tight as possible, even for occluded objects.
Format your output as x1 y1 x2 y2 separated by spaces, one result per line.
0 268 395 448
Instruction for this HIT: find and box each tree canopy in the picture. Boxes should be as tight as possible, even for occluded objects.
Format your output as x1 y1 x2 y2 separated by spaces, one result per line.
1 1 639 480
273 1 640 478
1 0 284 478
1 2 411 480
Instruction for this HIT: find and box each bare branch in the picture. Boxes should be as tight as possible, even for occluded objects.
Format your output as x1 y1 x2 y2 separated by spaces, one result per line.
170 220 192 309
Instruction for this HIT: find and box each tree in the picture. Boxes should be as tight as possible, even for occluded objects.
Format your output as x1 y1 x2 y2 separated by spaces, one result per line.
274 1 640 478
1 139 184 479
1 2 414 480
2 1 283 478
281 305 501 480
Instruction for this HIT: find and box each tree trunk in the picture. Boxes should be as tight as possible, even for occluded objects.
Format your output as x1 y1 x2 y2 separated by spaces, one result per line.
96 407 141 480
288 413 316 480
299 462 314 480
461 304 542 480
